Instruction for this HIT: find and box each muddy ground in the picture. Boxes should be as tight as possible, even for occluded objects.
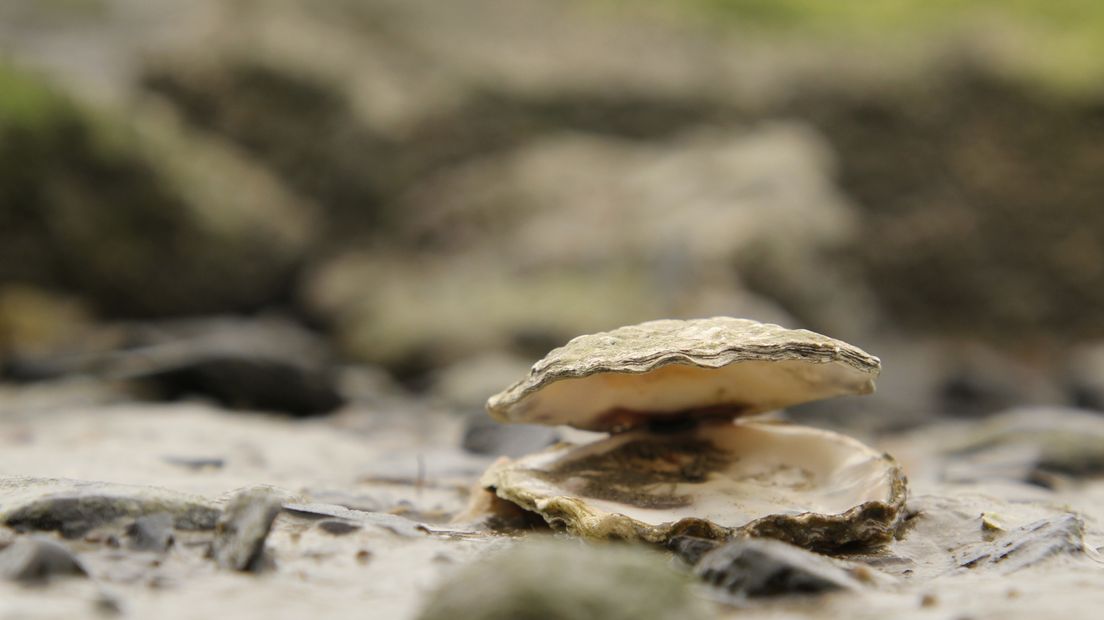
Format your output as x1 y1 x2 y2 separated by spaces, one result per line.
1 381 1102 619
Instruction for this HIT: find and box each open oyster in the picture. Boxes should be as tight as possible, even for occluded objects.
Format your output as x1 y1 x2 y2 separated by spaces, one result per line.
481 318 907 550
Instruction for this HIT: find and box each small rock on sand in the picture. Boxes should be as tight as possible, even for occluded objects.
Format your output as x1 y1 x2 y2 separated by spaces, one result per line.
212 488 284 572
0 536 87 582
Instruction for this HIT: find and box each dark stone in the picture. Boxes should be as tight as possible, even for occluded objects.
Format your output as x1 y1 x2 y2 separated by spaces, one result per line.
10 316 344 416
954 514 1086 574
126 513 174 552
940 374 1011 418
112 316 345 416
667 535 722 566
212 487 283 572
93 593 124 616
162 456 225 471
317 520 361 536
694 538 859 600
0 536 87 582
134 358 342 417
0 478 220 538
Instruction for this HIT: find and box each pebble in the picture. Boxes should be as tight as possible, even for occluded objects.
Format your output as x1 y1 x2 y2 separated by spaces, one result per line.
418 539 712 620
695 538 861 600
212 488 283 572
954 514 1086 574
317 520 362 536
0 536 87 582
126 513 175 552
667 534 722 566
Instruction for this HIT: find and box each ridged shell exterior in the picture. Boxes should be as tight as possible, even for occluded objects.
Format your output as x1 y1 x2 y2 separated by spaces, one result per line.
487 317 880 430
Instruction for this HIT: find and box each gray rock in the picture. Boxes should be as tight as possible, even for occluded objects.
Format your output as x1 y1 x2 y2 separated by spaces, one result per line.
0 536 87 582
942 408 1104 484
162 456 226 471
126 513 174 552
112 317 343 416
0 477 220 538
282 503 466 539
873 493 1094 581
14 316 344 416
212 487 283 572
417 539 713 620
667 535 722 566
954 514 1087 574
316 520 361 536
694 538 861 600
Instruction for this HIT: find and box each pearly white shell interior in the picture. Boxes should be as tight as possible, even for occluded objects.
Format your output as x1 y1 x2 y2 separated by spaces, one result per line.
509 360 874 429
502 420 896 529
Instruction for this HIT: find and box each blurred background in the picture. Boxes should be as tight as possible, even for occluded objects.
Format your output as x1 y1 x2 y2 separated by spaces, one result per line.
3 0 1104 430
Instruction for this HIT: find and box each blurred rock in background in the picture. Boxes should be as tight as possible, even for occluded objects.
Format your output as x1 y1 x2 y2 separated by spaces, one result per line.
0 64 317 318
792 68 1104 343
304 124 856 376
2 0 1104 423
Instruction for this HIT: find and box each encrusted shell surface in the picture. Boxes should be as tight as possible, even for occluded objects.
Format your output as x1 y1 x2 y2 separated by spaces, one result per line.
481 420 907 550
487 317 880 431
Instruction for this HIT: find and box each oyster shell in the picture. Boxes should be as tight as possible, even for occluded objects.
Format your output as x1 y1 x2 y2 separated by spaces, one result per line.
487 317 879 432
481 420 906 550
481 317 906 549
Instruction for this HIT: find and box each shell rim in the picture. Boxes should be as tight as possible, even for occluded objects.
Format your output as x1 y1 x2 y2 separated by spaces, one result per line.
486 325 882 427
